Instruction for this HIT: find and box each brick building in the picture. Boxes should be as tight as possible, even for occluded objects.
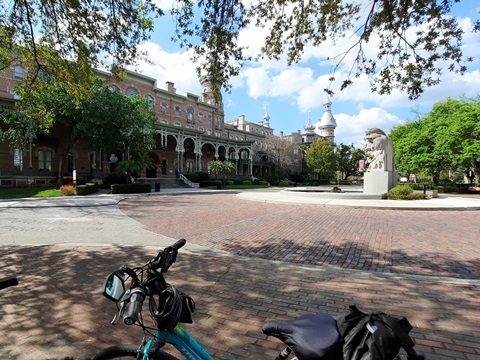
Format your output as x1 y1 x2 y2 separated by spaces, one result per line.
0 66 276 186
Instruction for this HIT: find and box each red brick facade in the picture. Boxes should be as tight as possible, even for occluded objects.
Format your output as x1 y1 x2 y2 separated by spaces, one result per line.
0 66 274 186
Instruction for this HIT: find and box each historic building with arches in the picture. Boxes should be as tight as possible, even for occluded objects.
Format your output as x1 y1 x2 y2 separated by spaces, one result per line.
0 66 278 186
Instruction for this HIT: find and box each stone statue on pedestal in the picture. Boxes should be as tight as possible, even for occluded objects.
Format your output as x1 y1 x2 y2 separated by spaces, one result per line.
363 128 396 194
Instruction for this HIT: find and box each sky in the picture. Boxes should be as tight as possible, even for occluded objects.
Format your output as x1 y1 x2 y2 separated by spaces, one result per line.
128 1 480 147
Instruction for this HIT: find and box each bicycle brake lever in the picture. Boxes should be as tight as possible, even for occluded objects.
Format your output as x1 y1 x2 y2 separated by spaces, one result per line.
112 301 126 325
111 292 129 325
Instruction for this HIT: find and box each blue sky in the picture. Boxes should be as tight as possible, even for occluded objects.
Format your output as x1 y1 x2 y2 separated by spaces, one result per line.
130 1 480 147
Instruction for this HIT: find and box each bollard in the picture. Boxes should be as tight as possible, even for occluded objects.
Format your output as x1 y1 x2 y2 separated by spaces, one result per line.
155 182 160 192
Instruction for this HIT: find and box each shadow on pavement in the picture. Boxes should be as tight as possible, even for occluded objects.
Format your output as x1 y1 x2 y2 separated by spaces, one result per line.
1 245 479 359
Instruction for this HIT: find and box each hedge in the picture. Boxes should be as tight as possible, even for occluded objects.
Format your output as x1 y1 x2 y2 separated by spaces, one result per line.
75 182 99 196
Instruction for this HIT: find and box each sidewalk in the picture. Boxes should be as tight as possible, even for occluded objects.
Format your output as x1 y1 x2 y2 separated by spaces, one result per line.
1 188 480 359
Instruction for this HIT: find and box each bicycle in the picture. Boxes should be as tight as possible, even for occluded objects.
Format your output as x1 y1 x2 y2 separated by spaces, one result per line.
93 239 422 360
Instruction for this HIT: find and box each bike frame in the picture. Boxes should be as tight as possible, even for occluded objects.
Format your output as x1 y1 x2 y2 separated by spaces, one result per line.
142 324 236 360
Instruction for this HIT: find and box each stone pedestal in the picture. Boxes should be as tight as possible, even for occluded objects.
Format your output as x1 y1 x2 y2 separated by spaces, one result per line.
364 171 396 195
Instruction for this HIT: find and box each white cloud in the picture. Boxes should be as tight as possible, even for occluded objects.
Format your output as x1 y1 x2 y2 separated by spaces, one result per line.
334 108 403 145
130 41 201 95
236 10 480 115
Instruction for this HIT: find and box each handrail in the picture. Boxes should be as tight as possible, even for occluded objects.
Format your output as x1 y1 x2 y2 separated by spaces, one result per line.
179 174 199 188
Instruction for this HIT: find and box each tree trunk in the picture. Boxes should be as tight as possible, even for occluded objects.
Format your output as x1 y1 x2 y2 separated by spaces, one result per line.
55 155 63 186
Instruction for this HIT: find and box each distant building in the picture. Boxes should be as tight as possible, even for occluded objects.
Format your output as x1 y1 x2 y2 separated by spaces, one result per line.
0 65 277 186
280 97 337 146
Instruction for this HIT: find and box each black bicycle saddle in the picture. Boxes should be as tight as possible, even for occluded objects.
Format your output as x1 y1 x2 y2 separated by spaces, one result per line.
262 313 343 360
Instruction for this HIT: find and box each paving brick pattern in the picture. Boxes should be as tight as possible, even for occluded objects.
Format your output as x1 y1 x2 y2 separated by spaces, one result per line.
120 192 480 279
1 245 479 360
1 191 480 359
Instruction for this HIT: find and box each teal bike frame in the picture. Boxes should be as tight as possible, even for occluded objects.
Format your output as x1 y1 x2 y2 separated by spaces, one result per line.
142 324 235 360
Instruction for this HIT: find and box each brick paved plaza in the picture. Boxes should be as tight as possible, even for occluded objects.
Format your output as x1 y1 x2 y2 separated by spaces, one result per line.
1 191 479 359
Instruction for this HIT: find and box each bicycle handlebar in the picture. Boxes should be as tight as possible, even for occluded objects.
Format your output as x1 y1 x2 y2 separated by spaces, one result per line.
0 276 18 291
124 288 146 325
172 238 186 250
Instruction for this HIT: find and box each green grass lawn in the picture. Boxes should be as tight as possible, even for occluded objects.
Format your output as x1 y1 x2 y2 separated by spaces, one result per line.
0 187 62 199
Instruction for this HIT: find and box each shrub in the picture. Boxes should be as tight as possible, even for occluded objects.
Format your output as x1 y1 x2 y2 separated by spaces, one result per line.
257 180 270 186
111 183 151 194
184 173 199 182
195 172 210 182
75 182 99 196
225 180 234 185
441 183 459 193
386 185 425 200
75 185 89 196
242 180 252 185
60 184 76 196
199 180 222 188
278 181 291 187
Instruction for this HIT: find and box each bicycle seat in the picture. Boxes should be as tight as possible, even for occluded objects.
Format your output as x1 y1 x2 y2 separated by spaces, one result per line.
262 313 342 360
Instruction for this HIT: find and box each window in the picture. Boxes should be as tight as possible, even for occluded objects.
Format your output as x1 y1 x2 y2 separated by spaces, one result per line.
207 115 212 124
186 106 194 123
161 102 167 114
160 119 168 124
13 149 23 170
126 87 139 97
175 106 180 117
198 112 204 123
108 85 121 93
38 150 53 171
207 130 212 135
174 122 181 127
145 95 154 109
13 65 25 80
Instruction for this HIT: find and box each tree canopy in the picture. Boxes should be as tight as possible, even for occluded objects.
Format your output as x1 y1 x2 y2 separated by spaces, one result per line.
305 139 337 179
336 144 365 181
390 97 480 183
263 135 302 179
0 78 158 182
1 0 475 102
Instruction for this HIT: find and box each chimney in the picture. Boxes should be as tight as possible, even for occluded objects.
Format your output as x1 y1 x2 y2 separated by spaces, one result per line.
166 81 176 94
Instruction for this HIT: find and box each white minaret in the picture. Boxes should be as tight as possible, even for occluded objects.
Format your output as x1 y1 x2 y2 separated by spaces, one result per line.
304 110 315 134
262 102 270 127
315 96 337 144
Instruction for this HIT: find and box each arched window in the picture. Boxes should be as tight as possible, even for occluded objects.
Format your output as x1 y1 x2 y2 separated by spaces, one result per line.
144 95 154 109
186 106 194 123
108 85 121 93
38 149 53 171
126 87 139 97
175 106 180 117
13 149 23 170
161 102 168 113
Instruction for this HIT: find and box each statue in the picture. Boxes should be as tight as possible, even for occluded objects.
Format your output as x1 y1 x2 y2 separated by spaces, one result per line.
363 127 396 194
364 128 390 172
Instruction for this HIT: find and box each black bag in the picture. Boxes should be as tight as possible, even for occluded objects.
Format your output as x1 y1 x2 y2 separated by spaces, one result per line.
336 305 423 360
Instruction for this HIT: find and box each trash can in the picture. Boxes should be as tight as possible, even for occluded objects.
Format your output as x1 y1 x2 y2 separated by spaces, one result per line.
155 182 160 192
